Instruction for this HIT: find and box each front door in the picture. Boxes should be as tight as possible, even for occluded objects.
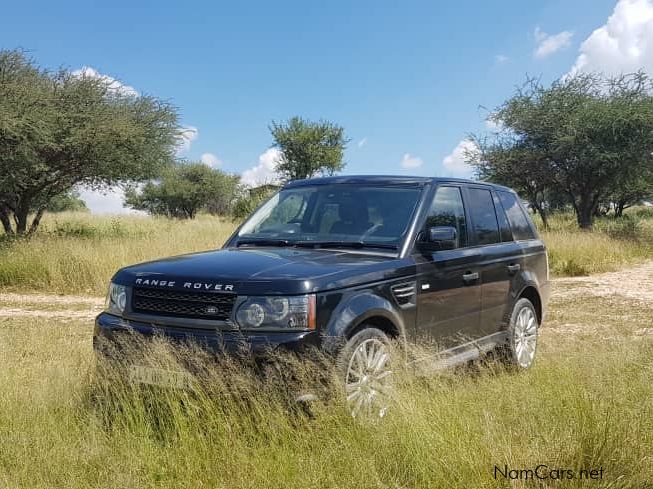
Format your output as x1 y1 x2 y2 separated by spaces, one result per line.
415 185 481 349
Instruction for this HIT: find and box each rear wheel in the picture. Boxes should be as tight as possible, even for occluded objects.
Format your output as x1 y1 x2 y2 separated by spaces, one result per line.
338 327 394 418
502 298 539 369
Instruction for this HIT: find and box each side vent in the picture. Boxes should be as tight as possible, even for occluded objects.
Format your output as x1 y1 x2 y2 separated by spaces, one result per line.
391 282 416 307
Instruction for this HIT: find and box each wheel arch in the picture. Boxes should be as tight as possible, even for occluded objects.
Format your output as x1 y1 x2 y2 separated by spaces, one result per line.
323 291 406 353
347 313 401 340
517 285 542 323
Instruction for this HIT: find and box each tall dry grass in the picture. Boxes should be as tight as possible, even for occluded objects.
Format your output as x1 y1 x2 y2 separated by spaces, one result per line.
1 298 651 489
1 212 652 488
0 213 238 295
0 208 652 295
537 210 653 276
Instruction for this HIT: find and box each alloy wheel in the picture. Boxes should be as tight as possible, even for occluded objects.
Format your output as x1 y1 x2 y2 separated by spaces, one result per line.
514 306 537 368
345 338 393 418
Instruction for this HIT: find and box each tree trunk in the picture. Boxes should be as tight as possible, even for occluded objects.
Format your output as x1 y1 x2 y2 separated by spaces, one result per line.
28 208 46 235
14 205 30 235
539 208 549 230
576 197 596 230
0 207 14 235
531 201 548 230
614 201 626 218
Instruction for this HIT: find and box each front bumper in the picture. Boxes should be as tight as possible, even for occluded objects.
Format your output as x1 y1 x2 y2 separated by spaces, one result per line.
93 312 320 357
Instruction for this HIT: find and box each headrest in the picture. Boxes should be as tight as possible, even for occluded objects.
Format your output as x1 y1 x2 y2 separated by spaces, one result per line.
338 196 369 223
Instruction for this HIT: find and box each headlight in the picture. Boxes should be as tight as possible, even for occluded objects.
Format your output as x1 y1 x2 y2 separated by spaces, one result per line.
235 295 316 330
105 282 128 316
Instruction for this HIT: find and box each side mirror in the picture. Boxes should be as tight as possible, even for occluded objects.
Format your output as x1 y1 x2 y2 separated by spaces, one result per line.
426 226 457 250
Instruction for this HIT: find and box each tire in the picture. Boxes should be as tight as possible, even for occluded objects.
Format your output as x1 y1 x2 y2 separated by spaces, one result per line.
501 298 539 369
337 327 394 418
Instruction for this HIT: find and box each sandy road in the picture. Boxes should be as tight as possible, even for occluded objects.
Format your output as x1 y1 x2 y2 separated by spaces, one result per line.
0 292 104 320
551 260 653 304
1 260 652 322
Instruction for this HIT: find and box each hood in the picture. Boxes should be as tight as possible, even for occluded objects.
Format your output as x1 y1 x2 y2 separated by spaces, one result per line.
113 247 414 295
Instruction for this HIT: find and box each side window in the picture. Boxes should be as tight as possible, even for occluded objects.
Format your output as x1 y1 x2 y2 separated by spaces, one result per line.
498 191 536 240
424 186 467 248
467 188 500 245
492 192 513 242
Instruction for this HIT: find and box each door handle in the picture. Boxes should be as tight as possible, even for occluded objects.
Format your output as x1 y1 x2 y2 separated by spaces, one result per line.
507 264 521 274
462 271 479 284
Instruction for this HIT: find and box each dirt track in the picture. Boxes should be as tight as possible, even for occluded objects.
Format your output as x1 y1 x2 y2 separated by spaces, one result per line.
1 260 652 322
0 292 103 320
552 260 653 304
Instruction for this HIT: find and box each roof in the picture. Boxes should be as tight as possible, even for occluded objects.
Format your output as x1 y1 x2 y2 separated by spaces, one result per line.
284 175 514 192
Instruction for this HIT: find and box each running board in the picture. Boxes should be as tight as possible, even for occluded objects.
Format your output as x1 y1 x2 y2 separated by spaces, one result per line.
410 332 508 374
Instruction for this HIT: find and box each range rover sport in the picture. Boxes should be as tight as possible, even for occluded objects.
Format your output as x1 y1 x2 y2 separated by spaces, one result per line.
95 176 550 416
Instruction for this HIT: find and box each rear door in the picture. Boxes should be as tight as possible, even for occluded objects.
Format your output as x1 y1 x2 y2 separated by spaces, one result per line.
414 185 482 348
496 190 546 302
463 187 520 338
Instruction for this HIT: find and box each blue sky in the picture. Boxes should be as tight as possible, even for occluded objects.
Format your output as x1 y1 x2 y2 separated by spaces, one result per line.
2 0 649 211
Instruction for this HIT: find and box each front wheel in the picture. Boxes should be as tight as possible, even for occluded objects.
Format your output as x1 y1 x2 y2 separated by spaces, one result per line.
502 298 539 369
338 327 394 418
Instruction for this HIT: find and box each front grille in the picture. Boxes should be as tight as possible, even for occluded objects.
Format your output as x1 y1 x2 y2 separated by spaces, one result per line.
131 287 236 320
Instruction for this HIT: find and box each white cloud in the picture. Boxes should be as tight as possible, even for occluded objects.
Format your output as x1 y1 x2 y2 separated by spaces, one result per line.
176 126 198 154
533 27 573 58
200 152 221 167
357 137 368 148
77 187 142 215
485 118 503 131
569 0 653 76
241 148 282 187
442 140 478 177
400 153 423 169
71 66 138 97
495 54 509 64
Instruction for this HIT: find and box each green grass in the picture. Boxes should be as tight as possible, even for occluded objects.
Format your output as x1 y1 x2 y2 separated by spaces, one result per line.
0 293 651 489
0 208 652 295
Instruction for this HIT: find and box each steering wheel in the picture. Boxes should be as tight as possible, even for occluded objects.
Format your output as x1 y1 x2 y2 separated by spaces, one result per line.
360 223 383 241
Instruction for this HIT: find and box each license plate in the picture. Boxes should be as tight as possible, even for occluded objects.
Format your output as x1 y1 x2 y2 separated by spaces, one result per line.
129 365 194 389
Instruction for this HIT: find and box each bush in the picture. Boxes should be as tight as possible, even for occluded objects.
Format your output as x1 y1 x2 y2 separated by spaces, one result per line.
125 162 240 219
598 214 642 240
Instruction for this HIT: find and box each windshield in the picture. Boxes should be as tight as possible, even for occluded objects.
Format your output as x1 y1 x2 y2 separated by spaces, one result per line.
236 184 423 249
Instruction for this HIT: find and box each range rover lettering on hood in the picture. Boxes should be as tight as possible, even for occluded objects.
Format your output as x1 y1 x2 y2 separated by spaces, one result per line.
134 278 234 292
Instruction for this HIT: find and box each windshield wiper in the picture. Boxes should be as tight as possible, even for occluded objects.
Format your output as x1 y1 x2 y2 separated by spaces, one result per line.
294 240 398 251
236 238 292 247
236 238 399 251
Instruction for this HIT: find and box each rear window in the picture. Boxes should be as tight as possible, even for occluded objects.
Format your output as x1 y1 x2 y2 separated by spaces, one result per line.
466 188 500 245
498 191 536 240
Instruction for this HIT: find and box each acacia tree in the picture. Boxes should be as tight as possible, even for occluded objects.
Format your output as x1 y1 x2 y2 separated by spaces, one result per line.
125 162 240 219
270 116 348 180
608 166 653 217
0 49 180 235
471 72 653 229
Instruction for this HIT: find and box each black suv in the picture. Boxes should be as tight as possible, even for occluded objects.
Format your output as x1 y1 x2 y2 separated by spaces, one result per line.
95 176 549 416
